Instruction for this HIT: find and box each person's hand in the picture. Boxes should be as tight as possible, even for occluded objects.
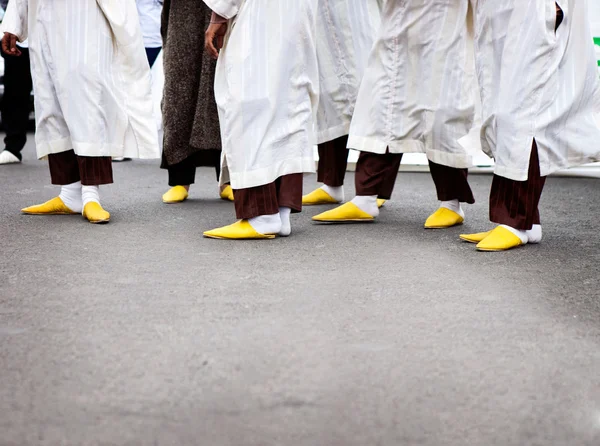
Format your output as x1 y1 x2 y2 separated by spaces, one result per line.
1 33 22 56
205 22 228 60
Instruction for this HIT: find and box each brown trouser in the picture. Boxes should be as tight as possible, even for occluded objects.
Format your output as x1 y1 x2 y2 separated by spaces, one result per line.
317 136 350 187
355 151 475 203
489 142 545 230
48 150 113 186
233 174 303 219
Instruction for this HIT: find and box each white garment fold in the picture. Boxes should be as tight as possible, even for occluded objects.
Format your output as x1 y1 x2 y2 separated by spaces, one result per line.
348 0 476 169
467 0 600 180
209 0 319 189
1 0 160 161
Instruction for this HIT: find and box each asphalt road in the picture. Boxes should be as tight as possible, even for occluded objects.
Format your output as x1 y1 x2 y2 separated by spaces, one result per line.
1 141 600 446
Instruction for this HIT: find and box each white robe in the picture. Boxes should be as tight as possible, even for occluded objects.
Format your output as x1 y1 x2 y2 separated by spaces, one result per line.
0 0 159 160
204 0 319 189
348 0 476 169
470 0 600 181
315 0 379 144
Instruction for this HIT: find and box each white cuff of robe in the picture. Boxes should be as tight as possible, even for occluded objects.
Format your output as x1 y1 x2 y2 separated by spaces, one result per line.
203 0 239 20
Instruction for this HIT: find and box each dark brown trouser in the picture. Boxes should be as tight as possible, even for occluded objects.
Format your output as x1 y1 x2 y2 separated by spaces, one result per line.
48 150 113 186
489 142 545 230
355 151 475 203
233 174 303 219
317 136 350 187
161 150 221 186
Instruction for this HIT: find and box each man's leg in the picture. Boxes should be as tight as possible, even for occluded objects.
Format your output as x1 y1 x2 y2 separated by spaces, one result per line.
21 150 82 215
462 142 546 250
424 161 475 228
313 150 402 222
303 136 349 205
0 47 33 164
77 155 113 223
162 153 196 203
275 173 303 236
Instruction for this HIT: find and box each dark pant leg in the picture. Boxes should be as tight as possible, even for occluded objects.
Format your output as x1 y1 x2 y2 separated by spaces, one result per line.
77 156 114 185
1 47 33 159
48 150 81 185
234 182 279 220
428 161 475 204
145 47 162 68
489 142 546 230
275 173 303 213
355 151 403 200
317 136 350 187
165 153 197 187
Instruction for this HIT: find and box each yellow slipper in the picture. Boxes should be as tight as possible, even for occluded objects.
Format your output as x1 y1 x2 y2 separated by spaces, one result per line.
312 202 375 223
21 197 78 215
162 186 189 204
220 185 234 202
302 188 341 206
83 202 110 224
377 199 386 208
203 220 276 240
476 226 524 252
424 207 464 229
459 231 492 244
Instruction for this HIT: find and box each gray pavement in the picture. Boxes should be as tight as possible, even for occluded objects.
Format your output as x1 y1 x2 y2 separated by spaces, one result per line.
1 141 600 446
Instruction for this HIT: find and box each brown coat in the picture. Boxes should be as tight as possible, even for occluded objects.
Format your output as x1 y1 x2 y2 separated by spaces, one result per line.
160 0 222 167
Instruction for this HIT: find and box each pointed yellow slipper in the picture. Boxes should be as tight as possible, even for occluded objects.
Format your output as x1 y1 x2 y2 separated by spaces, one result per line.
302 188 341 206
312 202 375 223
21 197 78 215
424 207 464 229
162 186 189 204
459 231 492 244
83 202 110 224
203 220 276 240
476 226 524 252
377 199 386 208
220 185 234 202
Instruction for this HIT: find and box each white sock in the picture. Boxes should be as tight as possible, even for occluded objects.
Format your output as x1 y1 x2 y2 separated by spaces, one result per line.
351 195 379 217
321 184 344 202
248 213 282 235
59 181 83 213
440 199 465 218
279 207 292 237
526 224 542 244
500 224 528 244
81 185 101 208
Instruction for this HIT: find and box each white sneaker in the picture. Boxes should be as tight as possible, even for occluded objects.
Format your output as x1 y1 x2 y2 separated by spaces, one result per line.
0 150 21 165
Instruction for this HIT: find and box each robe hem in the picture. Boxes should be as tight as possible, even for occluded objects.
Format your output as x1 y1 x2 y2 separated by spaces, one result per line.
227 157 315 190
316 122 351 145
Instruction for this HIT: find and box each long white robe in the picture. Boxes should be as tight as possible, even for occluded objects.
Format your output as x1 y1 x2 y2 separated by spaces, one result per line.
469 0 600 181
204 0 319 189
348 0 476 169
0 0 159 160
315 0 379 144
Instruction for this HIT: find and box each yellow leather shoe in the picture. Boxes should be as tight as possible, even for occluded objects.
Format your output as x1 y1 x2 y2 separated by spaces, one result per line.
302 188 341 206
203 220 276 240
21 197 78 215
83 202 110 224
377 199 386 208
220 185 234 202
424 208 464 229
312 202 375 223
459 231 492 244
162 186 189 204
476 226 524 252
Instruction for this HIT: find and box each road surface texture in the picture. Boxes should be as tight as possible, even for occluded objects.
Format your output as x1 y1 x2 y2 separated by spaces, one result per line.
1 141 600 446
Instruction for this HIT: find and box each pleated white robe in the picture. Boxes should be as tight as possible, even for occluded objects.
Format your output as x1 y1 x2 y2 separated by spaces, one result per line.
348 0 476 169
469 0 600 181
0 0 159 160
315 0 379 144
204 0 319 190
